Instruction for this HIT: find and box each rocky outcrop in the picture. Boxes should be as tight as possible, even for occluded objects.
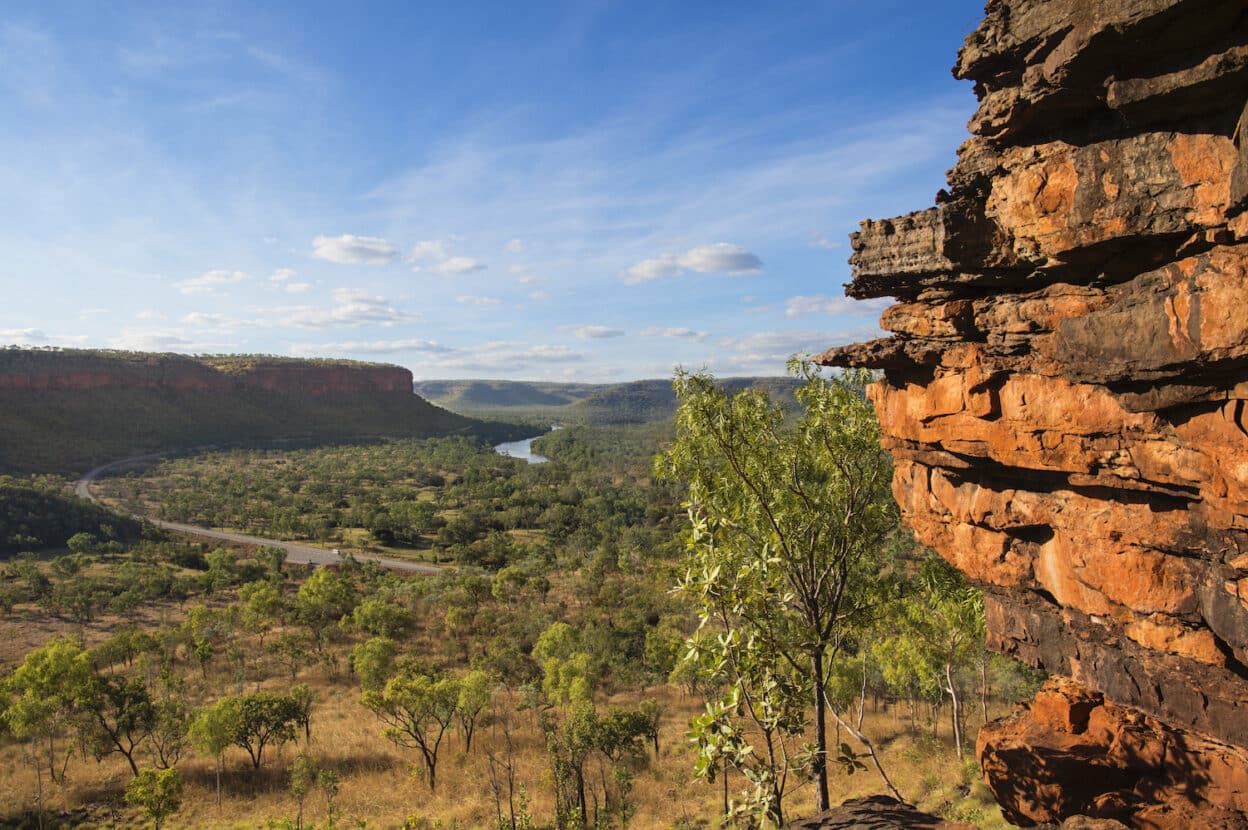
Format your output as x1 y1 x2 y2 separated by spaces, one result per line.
784 796 974 830
0 349 413 394
979 679 1248 828
817 0 1248 825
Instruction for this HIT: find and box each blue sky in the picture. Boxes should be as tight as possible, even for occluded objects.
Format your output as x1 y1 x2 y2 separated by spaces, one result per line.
0 1 985 381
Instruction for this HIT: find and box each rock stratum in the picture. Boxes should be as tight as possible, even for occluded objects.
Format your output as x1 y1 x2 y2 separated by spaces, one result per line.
0 349 487 474
817 1 1248 827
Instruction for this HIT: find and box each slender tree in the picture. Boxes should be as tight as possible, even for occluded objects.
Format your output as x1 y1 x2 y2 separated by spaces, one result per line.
659 360 900 821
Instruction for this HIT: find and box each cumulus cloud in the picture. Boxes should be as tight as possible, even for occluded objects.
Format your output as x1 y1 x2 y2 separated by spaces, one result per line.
784 294 890 318
457 295 500 306
270 268 297 282
291 338 454 356
625 243 762 284
503 238 524 254
640 326 708 342
177 269 248 295
287 288 418 328
809 235 842 250
284 282 313 294
564 325 625 339
527 290 550 301
312 234 398 265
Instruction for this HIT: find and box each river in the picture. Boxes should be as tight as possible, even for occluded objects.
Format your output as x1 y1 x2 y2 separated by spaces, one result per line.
494 427 559 464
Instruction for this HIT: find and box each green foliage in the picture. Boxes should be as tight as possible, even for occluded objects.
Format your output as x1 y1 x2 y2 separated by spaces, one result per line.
351 637 399 692
2 636 95 784
125 767 182 830
230 692 306 769
362 671 460 791
541 701 652 829
352 598 415 639
659 360 899 822
0 476 140 552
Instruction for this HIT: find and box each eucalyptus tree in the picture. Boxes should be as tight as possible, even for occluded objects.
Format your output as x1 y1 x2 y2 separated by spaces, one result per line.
873 556 985 759
659 360 900 821
362 670 460 791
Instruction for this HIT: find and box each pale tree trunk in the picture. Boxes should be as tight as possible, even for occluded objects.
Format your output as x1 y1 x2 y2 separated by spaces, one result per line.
946 662 963 761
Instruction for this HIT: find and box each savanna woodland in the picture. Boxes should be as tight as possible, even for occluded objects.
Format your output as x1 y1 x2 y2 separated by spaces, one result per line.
0 364 1042 829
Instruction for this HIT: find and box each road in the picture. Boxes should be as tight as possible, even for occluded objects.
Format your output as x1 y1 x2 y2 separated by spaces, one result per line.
74 455 443 575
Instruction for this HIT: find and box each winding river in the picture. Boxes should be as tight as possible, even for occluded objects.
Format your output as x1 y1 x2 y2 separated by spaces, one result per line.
495 426 559 464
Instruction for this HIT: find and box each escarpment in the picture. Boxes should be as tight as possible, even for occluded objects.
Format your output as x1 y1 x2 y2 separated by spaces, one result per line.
0 349 475 474
818 1 1248 826
0 349 413 394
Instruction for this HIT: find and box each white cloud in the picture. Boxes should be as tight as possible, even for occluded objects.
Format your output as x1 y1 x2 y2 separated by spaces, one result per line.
784 294 890 318
437 256 486 274
270 268 297 282
528 290 550 301
0 328 48 344
284 282 313 294
625 243 762 284
640 326 708 342
409 240 486 274
565 325 625 339
181 312 228 327
516 273 544 285
311 234 398 265
79 307 109 318
291 338 454 356
810 235 842 250
287 288 418 328
136 310 167 321
457 295 500 306
503 238 524 254
177 269 248 295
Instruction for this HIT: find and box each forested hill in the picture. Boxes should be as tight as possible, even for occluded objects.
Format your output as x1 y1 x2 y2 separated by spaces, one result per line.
0 348 528 475
414 376 804 424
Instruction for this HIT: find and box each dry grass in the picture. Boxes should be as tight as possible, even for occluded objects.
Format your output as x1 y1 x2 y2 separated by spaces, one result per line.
0 654 1012 830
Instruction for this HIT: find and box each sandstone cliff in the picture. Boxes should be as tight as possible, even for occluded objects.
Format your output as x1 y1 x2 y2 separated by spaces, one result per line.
818 1 1248 826
0 349 413 395
0 349 487 475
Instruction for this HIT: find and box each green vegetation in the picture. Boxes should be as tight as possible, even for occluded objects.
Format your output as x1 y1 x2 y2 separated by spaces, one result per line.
0 347 533 475
97 433 674 567
0 476 142 553
660 362 899 820
0 368 1042 828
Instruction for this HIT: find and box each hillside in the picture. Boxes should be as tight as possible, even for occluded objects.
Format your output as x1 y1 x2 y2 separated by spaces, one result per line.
413 376 804 424
0 348 527 475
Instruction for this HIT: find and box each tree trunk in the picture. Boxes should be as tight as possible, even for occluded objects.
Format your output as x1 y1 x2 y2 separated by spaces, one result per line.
947 662 963 761
810 650 830 811
980 657 989 725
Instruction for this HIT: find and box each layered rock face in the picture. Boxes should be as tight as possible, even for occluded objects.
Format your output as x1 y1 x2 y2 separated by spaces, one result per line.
817 1 1248 825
